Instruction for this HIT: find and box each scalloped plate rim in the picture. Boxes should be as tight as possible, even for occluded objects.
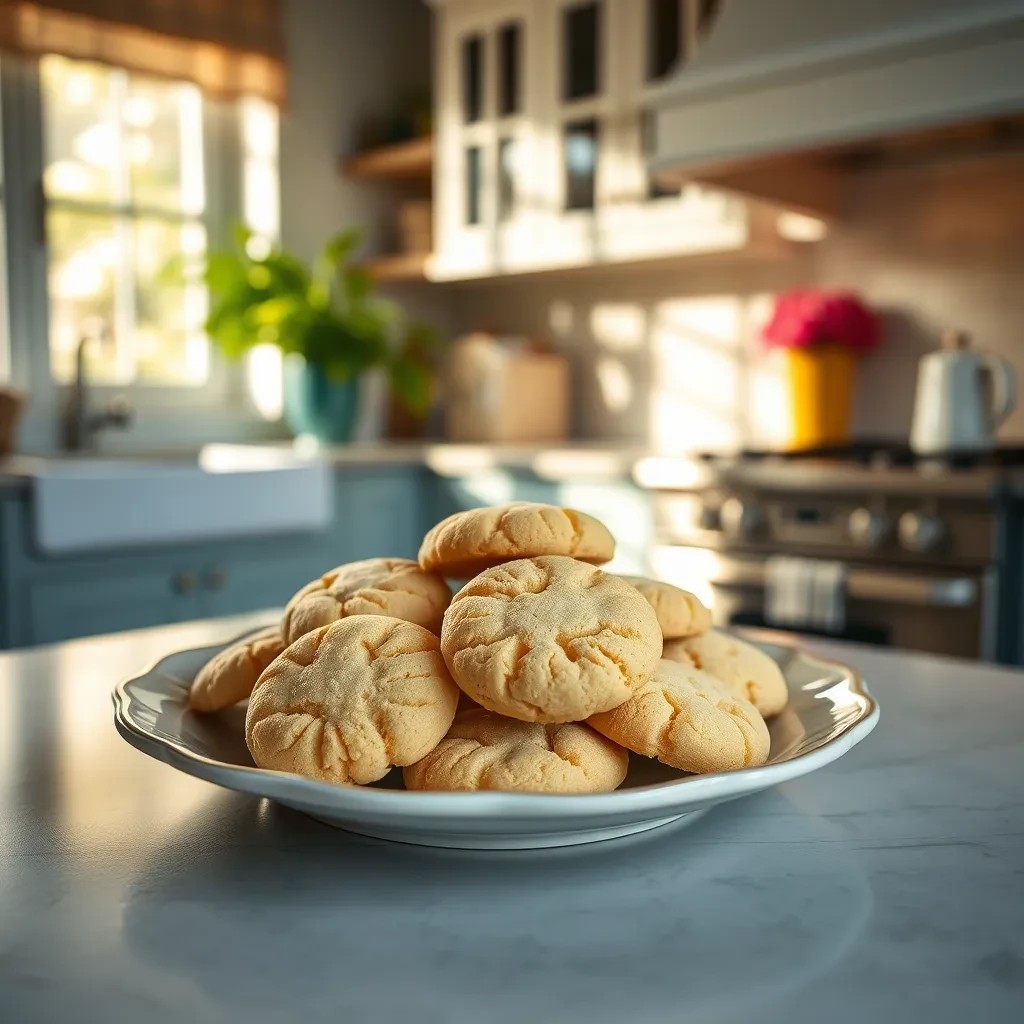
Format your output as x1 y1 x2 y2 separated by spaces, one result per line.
112 628 879 826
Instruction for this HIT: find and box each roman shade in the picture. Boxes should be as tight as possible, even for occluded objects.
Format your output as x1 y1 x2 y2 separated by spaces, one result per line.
0 0 285 103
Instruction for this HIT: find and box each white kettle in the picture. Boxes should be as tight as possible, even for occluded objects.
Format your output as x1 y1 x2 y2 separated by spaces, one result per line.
910 330 1016 456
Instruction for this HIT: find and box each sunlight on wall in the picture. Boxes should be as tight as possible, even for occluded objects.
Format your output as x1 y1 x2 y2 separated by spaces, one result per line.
241 97 283 421
590 302 646 352
649 296 745 453
744 292 790 448
595 356 634 412
548 300 575 336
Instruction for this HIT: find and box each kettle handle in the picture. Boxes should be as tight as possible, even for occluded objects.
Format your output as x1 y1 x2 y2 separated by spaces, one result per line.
981 355 1016 429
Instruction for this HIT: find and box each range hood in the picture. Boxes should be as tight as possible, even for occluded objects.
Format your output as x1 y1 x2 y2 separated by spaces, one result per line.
648 0 1024 216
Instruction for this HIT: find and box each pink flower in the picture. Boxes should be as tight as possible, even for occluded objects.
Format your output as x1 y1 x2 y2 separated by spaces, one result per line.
763 290 881 353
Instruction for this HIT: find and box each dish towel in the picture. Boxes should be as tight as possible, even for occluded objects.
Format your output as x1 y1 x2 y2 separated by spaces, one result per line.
766 557 847 634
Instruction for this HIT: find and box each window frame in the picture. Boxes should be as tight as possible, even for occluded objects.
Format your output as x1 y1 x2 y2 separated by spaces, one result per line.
0 54 282 452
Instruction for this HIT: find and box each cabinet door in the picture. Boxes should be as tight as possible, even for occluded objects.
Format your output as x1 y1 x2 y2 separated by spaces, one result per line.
198 550 330 621
345 472 423 560
27 570 198 645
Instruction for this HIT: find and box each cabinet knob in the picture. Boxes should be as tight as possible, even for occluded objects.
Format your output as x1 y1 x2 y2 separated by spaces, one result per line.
172 571 197 596
204 567 227 590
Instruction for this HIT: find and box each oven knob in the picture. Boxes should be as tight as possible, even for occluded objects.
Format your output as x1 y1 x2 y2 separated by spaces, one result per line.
898 511 947 553
720 497 764 540
848 508 890 549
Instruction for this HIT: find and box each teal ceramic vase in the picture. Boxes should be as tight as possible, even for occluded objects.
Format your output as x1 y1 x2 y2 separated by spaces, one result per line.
283 359 359 443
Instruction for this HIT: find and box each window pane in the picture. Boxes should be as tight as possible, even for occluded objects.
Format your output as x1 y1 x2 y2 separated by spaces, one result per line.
498 137 516 221
498 22 522 116
465 146 482 225
41 56 118 204
47 209 119 384
564 119 599 210
563 2 601 101
124 76 204 214
648 0 681 81
132 219 208 385
462 34 484 123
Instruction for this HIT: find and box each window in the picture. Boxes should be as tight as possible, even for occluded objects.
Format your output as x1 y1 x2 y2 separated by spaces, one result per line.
33 55 279 412
498 137 516 221
647 0 723 82
563 2 601 101
498 22 522 116
41 56 208 386
648 0 681 81
461 34 484 124
564 118 599 210
465 146 482 225
0 65 8 383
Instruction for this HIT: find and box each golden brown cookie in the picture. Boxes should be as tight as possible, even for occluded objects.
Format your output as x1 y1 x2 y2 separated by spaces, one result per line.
441 555 662 723
188 627 285 713
419 502 615 579
404 707 629 794
662 629 788 717
246 615 459 785
588 659 770 774
620 576 712 639
281 558 451 644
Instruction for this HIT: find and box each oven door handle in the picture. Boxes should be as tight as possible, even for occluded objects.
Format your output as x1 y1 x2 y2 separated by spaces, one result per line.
707 558 978 608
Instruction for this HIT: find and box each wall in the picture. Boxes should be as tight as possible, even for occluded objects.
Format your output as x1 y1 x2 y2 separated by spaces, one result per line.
280 0 431 262
280 0 451 438
446 152 1024 450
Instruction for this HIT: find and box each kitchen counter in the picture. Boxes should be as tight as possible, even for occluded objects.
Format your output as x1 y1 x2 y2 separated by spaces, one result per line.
0 442 646 492
7 443 1024 498
2 616 1022 1023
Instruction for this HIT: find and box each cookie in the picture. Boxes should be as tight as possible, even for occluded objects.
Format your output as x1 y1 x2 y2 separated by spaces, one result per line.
404 707 629 794
662 629 788 717
588 659 770 774
441 555 662 723
282 558 451 644
246 615 459 785
419 502 615 579
621 576 712 639
188 627 285 713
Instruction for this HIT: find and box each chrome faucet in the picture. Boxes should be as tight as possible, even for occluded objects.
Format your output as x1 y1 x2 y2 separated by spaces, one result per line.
61 322 133 451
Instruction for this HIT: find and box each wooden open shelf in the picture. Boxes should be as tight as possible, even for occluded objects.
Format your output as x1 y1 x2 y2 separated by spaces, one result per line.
341 136 434 183
358 252 433 283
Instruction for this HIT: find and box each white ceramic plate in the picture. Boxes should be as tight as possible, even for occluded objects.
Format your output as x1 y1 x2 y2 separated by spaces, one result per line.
113 628 878 850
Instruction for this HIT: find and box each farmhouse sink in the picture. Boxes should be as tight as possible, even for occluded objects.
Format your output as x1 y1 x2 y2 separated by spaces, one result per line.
32 444 333 554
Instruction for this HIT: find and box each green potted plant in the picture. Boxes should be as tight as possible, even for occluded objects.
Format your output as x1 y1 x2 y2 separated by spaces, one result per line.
201 226 438 442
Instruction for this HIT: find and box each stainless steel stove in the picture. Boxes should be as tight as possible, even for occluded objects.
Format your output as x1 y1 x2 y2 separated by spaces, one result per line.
635 445 1024 662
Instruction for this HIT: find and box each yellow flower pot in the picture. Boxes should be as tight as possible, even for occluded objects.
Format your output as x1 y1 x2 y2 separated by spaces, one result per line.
784 344 856 450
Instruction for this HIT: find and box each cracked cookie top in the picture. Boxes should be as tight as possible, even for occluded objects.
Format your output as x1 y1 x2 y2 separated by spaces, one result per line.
245 615 459 785
440 555 662 723
619 576 712 639
189 627 285 713
281 558 452 644
418 503 615 579
588 659 770 774
404 707 629 794
663 629 788 718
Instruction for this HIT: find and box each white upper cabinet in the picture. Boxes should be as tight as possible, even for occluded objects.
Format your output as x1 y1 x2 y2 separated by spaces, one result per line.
431 0 758 281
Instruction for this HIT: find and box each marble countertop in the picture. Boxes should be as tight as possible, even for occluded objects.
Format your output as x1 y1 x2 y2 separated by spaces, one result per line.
5 443 1024 499
2 613 1022 1023
0 442 645 492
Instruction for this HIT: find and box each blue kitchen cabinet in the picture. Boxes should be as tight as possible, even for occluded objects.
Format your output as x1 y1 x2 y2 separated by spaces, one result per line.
341 468 425 560
25 568 199 645
0 466 430 648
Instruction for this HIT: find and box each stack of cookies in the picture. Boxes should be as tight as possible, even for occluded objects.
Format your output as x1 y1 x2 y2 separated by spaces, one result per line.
188 502 788 795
